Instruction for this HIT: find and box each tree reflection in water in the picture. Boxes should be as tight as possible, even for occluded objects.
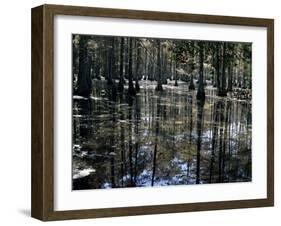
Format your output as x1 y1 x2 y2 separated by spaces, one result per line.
72 80 251 190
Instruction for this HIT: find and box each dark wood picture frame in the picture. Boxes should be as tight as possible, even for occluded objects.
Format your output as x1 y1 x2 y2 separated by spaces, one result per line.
31 4 274 221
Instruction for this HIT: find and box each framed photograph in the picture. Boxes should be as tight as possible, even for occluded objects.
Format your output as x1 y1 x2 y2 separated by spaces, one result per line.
31 4 274 221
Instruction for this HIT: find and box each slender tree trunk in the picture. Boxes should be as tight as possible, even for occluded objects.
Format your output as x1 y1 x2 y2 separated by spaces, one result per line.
144 47 148 80
77 35 92 97
196 42 205 101
102 40 108 79
124 38 129 80
216 43 221 94
135 39 140 92
211 53 216 87
219 42 227 97
107 37 114 85
118 37 124 92
94 47 101 80
189 73 195 90
227 61 233 92
155 39 163 91
150 46 156 81
128 38 136 96
72 35 79 76
174 61 178 86
169 55 173 81
162 47 168 84
189 44 196 90
249 50 252 89
242 61 247 89
107 38 117 100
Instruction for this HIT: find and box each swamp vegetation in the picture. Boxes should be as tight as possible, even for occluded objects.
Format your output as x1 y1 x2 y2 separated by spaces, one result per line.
72 35 252 190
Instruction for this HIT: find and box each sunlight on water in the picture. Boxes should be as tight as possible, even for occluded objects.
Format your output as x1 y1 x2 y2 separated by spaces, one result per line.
72 80 251 190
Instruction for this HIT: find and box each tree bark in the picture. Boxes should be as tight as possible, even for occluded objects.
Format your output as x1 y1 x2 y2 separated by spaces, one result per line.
196 42 205 101
174 61 178 86
128 38 136 96
77 35 92 97
227 61 233 92
107 37 115 85
124 38 129 80
118 37 124 92
219 42 227 96
216 43 221 94
189 43 196 90
155 39 163 91
135 39 140 92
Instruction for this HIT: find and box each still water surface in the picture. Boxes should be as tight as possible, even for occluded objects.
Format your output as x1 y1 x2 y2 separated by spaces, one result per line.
72 80 252 190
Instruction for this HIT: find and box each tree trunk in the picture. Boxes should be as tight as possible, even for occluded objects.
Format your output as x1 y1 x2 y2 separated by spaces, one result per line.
72 35 79 76
93 48 101 80
196 42 205 101
149 46 155 81
174 61 178 86
107 37 114 85
219 42 227 97
124 38 129 80
135 39 140 92
189 44 196 90
155 39 163 91
162 46 168 84
102 40 108 79
189 73 195 90
107 38 117 100
77 35 92 97
118 37 124 92
216 43 221 95
249 50 252 89
227 61 233 92
144 47 148 80
128 38 136 96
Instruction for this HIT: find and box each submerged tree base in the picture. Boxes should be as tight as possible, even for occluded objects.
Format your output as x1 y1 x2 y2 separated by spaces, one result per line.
196 91 205 101
217 90 228 97
117 81 124 93
128 81 136 96
108 82 117 101
135 81 140 93
189 82 195 90
155 84 164 91
75 89 92 98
